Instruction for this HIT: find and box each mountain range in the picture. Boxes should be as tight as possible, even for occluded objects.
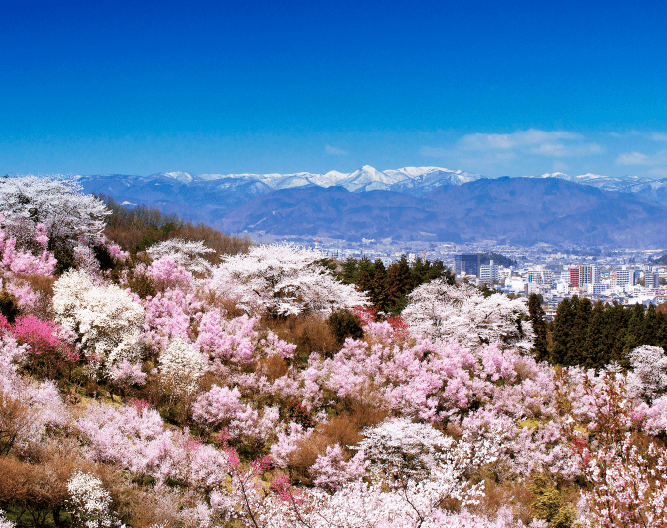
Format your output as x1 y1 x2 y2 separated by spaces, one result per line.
76 167 667 248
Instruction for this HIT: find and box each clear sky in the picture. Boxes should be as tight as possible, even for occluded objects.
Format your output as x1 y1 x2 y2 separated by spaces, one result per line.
1 0 666 179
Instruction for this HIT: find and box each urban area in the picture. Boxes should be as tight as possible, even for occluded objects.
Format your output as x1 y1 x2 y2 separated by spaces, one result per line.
311 239 667 318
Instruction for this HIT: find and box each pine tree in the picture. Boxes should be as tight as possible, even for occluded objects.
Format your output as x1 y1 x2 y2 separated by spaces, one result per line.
341 257 359 285
644 304 659 346
386 256 413 312
604 303 630 366
356 270 373 297
370 260 390 312
528 294 548 362
623 303 646 358
657 311 667 351
585 301 606 369
549 297 574 365
411 258 428 287
564 297 591 366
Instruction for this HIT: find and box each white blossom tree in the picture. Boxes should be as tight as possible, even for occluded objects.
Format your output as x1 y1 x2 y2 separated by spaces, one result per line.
146 238 215 275
252 418 492 528
66 471 119 528
627 345 667 403
210 243 368 317
158 337 207 395
52 269 145 378
402 280 534 351
0 175 110 246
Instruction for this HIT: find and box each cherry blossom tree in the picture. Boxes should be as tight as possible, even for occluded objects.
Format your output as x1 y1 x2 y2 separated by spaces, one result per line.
146 238 215 275
66 471 119 528
0 175 110 245
158 337 207 396
52 269 145 378
402 279 534 351
210 243 368 317
627 345 667 403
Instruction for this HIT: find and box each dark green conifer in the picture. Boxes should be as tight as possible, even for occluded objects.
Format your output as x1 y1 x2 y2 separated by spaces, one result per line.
585 301 606 369
528 293 548 362
549 297 574 365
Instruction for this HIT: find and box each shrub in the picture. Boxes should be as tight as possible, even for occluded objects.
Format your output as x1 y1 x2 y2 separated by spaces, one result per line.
327 310 364 346
0 290 20 324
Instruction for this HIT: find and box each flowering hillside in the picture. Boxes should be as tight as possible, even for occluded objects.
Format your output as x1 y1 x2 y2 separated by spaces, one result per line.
1 176 667 527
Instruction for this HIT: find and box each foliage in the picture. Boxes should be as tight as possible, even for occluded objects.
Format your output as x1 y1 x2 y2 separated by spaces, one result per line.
326 310 364 346
99 195 252 257
479 252 518 268
548 298 667 368
342 255 454 314
0 291 20 325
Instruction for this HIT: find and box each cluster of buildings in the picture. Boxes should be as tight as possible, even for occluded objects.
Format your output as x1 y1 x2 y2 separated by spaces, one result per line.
454 253 667 315
301 237 667 314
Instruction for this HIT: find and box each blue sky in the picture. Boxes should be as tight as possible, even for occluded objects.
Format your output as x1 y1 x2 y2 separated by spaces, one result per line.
1 0 666 178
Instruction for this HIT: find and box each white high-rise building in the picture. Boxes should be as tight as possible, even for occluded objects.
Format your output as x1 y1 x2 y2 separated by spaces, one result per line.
479 260 499 284
615 269 634 287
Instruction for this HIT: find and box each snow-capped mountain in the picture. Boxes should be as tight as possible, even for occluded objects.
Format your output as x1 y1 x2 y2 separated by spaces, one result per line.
141 165 486 195
75 166 667 247
539 172 665 193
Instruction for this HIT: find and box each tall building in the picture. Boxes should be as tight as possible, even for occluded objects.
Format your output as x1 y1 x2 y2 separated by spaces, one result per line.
646 271 660 289
569 267 580 288
569 264 600 287
579 265 600 285
479 260 499 283
455 254 479 277
615 269 634 287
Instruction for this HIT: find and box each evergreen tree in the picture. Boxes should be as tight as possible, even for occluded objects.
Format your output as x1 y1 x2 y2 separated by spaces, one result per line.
623 303 646 358
356 270 373 297
657 310 667 351
644 304 659 346
357 256 375 278
585 301 606 369
604 303 629 366
370 260 390 311
564 297 591 365
528 294 548 362
549 297 574 365
386 256 413 312
341 257 359 285
411 257 429 287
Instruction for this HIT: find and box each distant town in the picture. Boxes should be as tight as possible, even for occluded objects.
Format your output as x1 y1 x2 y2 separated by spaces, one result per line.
287 237 667 318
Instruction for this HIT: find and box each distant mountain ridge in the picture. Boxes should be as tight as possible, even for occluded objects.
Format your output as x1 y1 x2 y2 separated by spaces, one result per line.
150 165 484 195
75 167 667 248
218 178 667 247
79 165 667 200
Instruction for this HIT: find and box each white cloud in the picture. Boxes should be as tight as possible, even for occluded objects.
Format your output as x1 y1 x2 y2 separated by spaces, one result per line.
325 145 348 156
458 129 581 151
530 142 604 157
617 151 650 165
422 129 601 164
652 133 667 142
616 149 667 166
650 167 667 178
